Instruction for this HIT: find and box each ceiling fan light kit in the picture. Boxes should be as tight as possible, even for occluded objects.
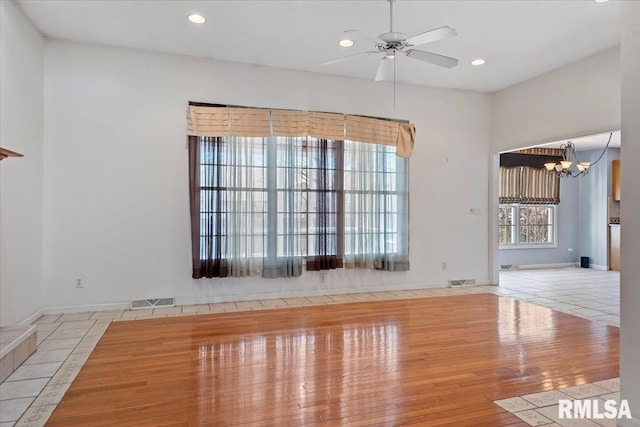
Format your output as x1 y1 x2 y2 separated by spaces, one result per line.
323 0 459 82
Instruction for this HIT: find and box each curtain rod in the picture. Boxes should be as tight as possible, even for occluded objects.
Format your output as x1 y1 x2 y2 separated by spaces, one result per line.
188 101 410 124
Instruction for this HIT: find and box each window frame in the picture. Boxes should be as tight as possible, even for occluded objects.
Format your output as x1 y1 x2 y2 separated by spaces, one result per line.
499 203 558 250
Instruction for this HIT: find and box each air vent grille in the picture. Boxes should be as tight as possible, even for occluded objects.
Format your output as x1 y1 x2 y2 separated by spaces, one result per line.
448 279 477 287
131 298 174 310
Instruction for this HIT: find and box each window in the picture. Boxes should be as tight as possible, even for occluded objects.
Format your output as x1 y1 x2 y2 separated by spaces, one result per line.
190 135 409 278
343 140 406 258
199 136 267 260
499 204 556 248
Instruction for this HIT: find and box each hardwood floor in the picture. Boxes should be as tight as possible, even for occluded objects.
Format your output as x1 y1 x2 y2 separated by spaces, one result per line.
47 294 619 426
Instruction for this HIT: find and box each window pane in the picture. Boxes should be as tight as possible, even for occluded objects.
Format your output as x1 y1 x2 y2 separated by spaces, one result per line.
499 225 516 245
498 206 515 226
307 237 317 257
520 206 552 226
252 236 265 258
520 225 552 244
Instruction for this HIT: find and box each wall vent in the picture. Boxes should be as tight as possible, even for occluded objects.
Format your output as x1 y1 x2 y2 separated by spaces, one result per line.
500 264 516 270
131 298 174 310
448 279 477 287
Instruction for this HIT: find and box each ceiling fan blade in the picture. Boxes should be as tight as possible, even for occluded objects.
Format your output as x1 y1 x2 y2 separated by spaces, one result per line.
375 57 394 82
404 26 457 47
321 50 379 66
405 49 459 68
344 29 385 45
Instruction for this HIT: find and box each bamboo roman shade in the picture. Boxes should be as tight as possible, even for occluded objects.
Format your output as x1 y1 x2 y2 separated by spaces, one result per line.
187 106 270 137
396 122 415 158
187 106 228 136
345 115 399 147
309 112 345 140
187 104 415 157
271 110 310 137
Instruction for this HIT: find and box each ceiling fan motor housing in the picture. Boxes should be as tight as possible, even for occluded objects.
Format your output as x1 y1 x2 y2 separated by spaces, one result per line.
378 31 407 44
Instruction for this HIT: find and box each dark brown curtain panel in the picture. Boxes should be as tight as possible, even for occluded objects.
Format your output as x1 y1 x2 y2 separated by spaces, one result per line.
306 139 344 271
189 136 229 278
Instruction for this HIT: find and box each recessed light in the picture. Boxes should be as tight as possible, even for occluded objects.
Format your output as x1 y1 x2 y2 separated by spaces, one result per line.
471 58 486 66
188 14 206 24
339 39 354 48
594 0 609 2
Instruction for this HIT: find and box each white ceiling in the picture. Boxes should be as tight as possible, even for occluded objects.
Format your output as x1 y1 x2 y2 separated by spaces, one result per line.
17 0 620 92
538 130 621 151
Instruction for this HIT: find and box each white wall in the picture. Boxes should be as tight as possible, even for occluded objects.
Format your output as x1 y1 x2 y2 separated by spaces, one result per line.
492 47 620 154
620 1 640 425
41 40 492 311
577 149 610 269
0 0 44 325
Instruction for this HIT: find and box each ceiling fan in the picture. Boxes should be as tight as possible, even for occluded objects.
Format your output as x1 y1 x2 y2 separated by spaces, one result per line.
323 0 459 82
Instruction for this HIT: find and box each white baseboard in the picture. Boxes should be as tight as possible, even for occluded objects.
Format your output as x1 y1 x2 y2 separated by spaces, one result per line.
39 280 496 315
504 262 579 270
43 302 130 315
18 308 44 326
590 264 609 271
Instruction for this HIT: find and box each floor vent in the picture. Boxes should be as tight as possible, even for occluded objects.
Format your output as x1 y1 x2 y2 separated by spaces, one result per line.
131 298 174 310
449 279 477 287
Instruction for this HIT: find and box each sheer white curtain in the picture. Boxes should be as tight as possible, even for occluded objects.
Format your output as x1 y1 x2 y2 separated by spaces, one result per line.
262 136 304 278
220 136 267 277
343 140 409 271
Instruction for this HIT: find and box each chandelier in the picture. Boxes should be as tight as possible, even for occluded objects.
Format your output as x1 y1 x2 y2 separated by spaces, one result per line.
544 132 613 177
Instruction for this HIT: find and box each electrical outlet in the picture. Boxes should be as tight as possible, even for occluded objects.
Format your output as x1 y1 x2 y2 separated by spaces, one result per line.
319 272 326 284
441 261 447 270
75 277 83 288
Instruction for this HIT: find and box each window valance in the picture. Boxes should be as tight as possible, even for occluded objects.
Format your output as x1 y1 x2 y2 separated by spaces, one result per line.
513 147 564 156
187 104 415 157
499 166 560 204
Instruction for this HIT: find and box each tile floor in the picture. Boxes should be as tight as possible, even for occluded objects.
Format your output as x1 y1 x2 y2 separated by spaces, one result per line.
0 267 620 426
495 378 621 427
496 267 620 327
